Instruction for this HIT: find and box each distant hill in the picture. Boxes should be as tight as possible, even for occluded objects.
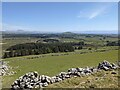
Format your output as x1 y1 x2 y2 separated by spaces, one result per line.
1 30 118 35
62 32 76 35
2 30 40 34
60 32 78 38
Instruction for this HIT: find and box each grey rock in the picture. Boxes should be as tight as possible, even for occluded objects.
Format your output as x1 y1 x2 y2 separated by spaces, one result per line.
12 85 19 89
76 72 81 77
34 78 39 82
14 80 18 85
59 72 67 76
111 63 118 69
83 67 92 74
34 85 40 88
33 71 39 77
27 84 33 89
65 74 70 78
68 68 77 74
103 66 109 71
76 67 83 72
43 82 48 87
111 71 117 74
97 60 118 70
51 76 56 83
41 75 46 83
39 83 43 88
92 68 98 72
55 77 62 82
80 71 85 76
45 76 51 84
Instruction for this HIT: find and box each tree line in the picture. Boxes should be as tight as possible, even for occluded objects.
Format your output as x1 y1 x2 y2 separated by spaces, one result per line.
3 42 85 58
3 42 78 58
106 40 120 46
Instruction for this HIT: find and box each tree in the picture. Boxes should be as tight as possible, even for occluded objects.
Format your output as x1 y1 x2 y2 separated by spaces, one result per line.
3 42 75 58
88 47 92 50
78 46 83 50
78 42 84 46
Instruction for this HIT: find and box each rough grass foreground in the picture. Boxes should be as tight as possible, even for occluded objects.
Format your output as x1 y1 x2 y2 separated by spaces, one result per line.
47 69 119 88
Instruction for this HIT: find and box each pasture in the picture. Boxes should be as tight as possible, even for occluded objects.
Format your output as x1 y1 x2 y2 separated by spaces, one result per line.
1 33 119 88
2 49 118 88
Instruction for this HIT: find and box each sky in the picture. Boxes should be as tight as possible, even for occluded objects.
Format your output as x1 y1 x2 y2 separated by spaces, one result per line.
2 2 118 33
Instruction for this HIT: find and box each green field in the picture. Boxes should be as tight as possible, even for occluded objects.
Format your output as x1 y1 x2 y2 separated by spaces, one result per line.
1 33 119 88
2 35 118 53
2 49 118 88
2 37 39 51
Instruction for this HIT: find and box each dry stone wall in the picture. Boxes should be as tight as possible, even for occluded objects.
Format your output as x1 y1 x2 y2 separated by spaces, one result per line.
11 60 119 89
0 61 14 76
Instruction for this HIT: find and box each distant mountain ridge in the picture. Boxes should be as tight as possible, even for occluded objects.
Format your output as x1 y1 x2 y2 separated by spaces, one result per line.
1 30 118 34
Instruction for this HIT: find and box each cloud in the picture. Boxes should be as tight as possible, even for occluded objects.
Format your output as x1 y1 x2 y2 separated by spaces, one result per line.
88 7 106 19
77 3 113 19
89 12 99 19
